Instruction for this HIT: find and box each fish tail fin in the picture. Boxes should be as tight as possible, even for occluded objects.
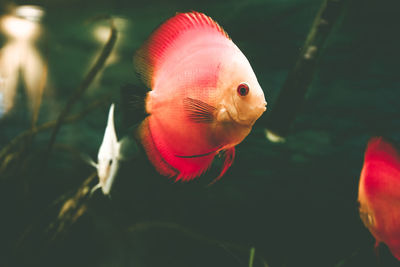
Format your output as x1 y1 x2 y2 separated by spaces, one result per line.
120 83 147 128
208 148 235 186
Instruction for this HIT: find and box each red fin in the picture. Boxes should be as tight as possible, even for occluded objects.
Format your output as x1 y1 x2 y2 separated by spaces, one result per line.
374 241 380 262
365 137 400 167
208 148 235 185
175 146 220 158
138 117 215 182
361 136 400 201
134 11 230 88
175 157 214 182
136 118 178 177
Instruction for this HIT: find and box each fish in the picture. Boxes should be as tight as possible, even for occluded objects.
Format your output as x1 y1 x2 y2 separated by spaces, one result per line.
134 11 267 181
358 137 400 260
90 104 122 195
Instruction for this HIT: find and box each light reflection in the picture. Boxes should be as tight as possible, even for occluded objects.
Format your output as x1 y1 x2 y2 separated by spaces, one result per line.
87 17 130 94
15 5 44 22
92 17 129 66
0 5 46 118
265 129 286 143
1 15 40 40
94 25 111 43
0 91 4 118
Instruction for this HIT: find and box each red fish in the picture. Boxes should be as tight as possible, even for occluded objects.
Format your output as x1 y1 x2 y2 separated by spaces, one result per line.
358 137 400 260
134 12 267 181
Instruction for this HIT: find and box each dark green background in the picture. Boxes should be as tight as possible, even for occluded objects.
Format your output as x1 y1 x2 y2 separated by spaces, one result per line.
1 0 400 266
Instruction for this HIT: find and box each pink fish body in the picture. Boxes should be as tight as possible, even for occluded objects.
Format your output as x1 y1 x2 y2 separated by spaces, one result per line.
358 137 400 260
135 12 266 181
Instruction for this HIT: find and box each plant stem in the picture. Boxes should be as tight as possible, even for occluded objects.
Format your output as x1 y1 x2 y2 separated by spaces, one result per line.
265 0 346 138
0 95 110 168
128 221 269 266
45 20 117 157
249 247 255 267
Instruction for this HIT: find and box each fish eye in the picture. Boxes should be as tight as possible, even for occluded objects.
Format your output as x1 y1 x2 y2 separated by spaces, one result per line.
237 83 249 96
108 159 113 166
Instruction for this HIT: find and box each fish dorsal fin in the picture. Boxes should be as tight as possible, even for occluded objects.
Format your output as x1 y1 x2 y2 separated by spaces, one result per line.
361 137 400 202
365 137 400 168
134 11 230 88
98 104 119 160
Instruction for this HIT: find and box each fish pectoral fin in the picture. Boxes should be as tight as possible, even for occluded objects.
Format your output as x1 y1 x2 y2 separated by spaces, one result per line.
90 183 102 196
81 153 97 168
208 147 235 185
183 97 217 123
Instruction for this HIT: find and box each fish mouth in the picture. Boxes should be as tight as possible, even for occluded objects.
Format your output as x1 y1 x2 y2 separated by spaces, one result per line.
261 101 267 112
236 102 267 126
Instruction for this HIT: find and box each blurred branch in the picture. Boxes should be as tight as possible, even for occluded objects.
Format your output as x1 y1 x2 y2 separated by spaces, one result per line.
334 248 361 267
53 143 93 163
46 171 97 240
14 171 97 257
127 221 269 267
0 95 110 176
0 17 116 178
249 247 255 267
31 44 49 129
265 0 346 140
45 19 117 157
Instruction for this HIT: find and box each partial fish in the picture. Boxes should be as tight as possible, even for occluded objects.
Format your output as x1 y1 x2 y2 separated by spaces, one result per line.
134 11 267 181
90 104 121 195
358 137 400 260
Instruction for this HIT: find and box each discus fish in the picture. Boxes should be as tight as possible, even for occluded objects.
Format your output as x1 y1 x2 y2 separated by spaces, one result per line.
358 137 400 260
134 11 267 181
91 104 121 195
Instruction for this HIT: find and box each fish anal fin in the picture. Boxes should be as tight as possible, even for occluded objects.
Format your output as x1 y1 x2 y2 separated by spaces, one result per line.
175 146 221 158
175 155 215 182
137 118 178 177
183 97 216 123
208 147 235 185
